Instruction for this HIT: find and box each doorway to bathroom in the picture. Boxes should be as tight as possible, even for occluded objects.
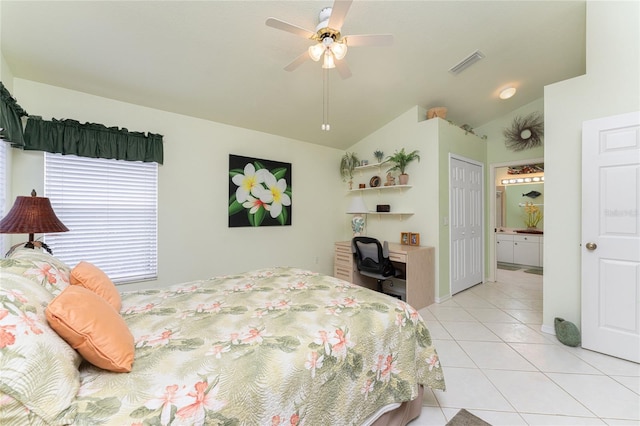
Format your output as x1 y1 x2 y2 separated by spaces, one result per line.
489 157 544 282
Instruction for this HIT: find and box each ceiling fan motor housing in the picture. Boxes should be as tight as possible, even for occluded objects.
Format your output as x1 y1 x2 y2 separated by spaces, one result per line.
317 7 332 28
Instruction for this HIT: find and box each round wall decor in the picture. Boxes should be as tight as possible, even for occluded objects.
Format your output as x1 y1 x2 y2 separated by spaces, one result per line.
503 112 544 152
369 176 381 188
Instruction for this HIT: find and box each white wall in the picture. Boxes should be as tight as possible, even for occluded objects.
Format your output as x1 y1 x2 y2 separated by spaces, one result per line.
10 79 345 291
542 1 640 333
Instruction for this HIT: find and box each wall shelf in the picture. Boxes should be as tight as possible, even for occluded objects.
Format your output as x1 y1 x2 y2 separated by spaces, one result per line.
346 164 412 222
349 184 412 193
354 162 386 174
368 212 413 220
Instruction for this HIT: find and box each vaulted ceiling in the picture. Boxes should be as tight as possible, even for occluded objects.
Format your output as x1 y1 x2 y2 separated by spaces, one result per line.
1 1 586 149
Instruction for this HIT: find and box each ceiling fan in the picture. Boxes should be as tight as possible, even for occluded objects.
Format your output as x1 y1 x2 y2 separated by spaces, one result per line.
265 0 393 79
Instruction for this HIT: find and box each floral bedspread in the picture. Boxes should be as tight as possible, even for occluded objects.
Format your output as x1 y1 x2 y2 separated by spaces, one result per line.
71 267 445 425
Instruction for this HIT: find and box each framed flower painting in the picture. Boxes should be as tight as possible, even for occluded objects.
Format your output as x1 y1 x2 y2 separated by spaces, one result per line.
228 154 292 227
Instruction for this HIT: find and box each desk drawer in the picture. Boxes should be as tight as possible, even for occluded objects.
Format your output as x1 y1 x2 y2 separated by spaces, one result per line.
514 235 541 243
334 265 352 282
389 252 406 263
334 250 353 266
335 243 352 254
334 243 354 283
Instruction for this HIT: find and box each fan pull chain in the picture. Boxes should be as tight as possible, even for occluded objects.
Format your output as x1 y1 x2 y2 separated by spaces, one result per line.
321 68 330 131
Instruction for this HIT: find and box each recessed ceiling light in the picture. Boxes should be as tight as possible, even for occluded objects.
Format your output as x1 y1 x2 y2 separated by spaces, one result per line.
499 87 517 100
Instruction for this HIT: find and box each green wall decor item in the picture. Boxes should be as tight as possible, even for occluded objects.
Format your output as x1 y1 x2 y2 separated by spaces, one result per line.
554 317 581 347
228 154 292 227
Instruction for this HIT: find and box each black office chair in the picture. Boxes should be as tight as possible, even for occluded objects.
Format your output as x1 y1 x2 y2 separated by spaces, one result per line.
351 237 400 292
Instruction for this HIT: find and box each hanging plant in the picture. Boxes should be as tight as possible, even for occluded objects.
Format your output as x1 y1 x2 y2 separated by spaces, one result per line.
503 112 544 151
340 152 359 189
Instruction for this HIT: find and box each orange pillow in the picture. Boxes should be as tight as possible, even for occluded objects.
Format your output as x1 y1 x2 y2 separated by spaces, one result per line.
46 286 135 373
70 261 121 312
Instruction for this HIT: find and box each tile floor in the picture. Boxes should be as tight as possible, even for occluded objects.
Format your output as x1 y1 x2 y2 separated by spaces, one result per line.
413 268 640 425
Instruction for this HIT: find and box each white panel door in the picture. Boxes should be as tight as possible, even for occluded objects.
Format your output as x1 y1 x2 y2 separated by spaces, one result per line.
450 157 484 295
582 111 640 363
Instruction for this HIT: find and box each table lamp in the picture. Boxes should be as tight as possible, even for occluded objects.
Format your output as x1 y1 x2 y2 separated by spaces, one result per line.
346 196 369 236
0 189 69 255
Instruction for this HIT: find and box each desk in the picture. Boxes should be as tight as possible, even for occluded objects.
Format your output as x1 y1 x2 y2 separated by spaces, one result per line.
334 241 435 309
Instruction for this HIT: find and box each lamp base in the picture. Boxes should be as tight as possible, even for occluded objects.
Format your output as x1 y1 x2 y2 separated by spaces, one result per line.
5 240 53 257
25 240 53 254
351 215 366 236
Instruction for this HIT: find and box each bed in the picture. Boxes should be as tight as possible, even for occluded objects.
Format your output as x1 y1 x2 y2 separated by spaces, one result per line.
0 248 445 425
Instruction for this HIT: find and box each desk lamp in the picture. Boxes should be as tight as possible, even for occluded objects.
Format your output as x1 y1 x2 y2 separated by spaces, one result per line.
0 189 69 255
346 196 369 236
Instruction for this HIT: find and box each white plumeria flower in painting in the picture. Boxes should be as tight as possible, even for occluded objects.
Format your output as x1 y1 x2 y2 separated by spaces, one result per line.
259 172 292 218
231 163 267 203
242 194 270 215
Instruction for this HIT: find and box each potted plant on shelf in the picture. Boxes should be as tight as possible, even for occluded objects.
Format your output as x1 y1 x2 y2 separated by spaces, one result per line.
373 150 384 163
385 148 420 185
340 152 360 190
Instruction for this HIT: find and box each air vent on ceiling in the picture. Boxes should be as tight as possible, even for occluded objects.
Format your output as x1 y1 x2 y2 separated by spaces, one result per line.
449 50 485 75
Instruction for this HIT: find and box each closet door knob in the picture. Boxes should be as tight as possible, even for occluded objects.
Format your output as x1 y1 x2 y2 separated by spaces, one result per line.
585 242 597 251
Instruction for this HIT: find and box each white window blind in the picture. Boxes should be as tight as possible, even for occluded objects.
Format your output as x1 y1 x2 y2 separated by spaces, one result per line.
0 141 7 255
44 153 158 284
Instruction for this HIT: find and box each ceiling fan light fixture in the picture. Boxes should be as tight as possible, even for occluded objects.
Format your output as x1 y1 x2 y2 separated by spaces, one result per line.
309 44 324 62
332 41 347 60
322 51 335 69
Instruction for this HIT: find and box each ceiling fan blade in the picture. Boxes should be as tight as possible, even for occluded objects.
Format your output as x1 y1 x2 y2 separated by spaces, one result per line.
265 17 315 39
344 34 394 47
328 0 353 31
284 51 310 72
335 59 352 79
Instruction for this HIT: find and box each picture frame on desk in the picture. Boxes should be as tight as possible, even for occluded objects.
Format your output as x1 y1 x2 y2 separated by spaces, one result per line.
410 233 420 246
401 232 410 245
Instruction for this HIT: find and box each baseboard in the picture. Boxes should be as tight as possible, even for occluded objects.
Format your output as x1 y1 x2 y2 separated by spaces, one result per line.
540 324 555 335
435 294 451 304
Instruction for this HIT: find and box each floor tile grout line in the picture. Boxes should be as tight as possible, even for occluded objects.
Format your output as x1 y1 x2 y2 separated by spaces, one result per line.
536 369 604 420
421 269 639 425
468 302 604 422
446 306 604 421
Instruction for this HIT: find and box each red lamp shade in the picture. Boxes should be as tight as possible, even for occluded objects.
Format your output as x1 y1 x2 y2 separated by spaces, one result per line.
0 190 69 243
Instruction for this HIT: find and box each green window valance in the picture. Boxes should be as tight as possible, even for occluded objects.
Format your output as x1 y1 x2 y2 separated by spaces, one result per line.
24 116 164 164
0 81 29 147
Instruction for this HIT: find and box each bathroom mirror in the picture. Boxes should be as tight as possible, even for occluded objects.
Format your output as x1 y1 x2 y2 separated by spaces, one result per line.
495 164 544 230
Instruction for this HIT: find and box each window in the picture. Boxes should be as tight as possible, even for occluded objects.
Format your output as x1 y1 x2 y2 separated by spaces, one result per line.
0 142 7 255
44 153 158 284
